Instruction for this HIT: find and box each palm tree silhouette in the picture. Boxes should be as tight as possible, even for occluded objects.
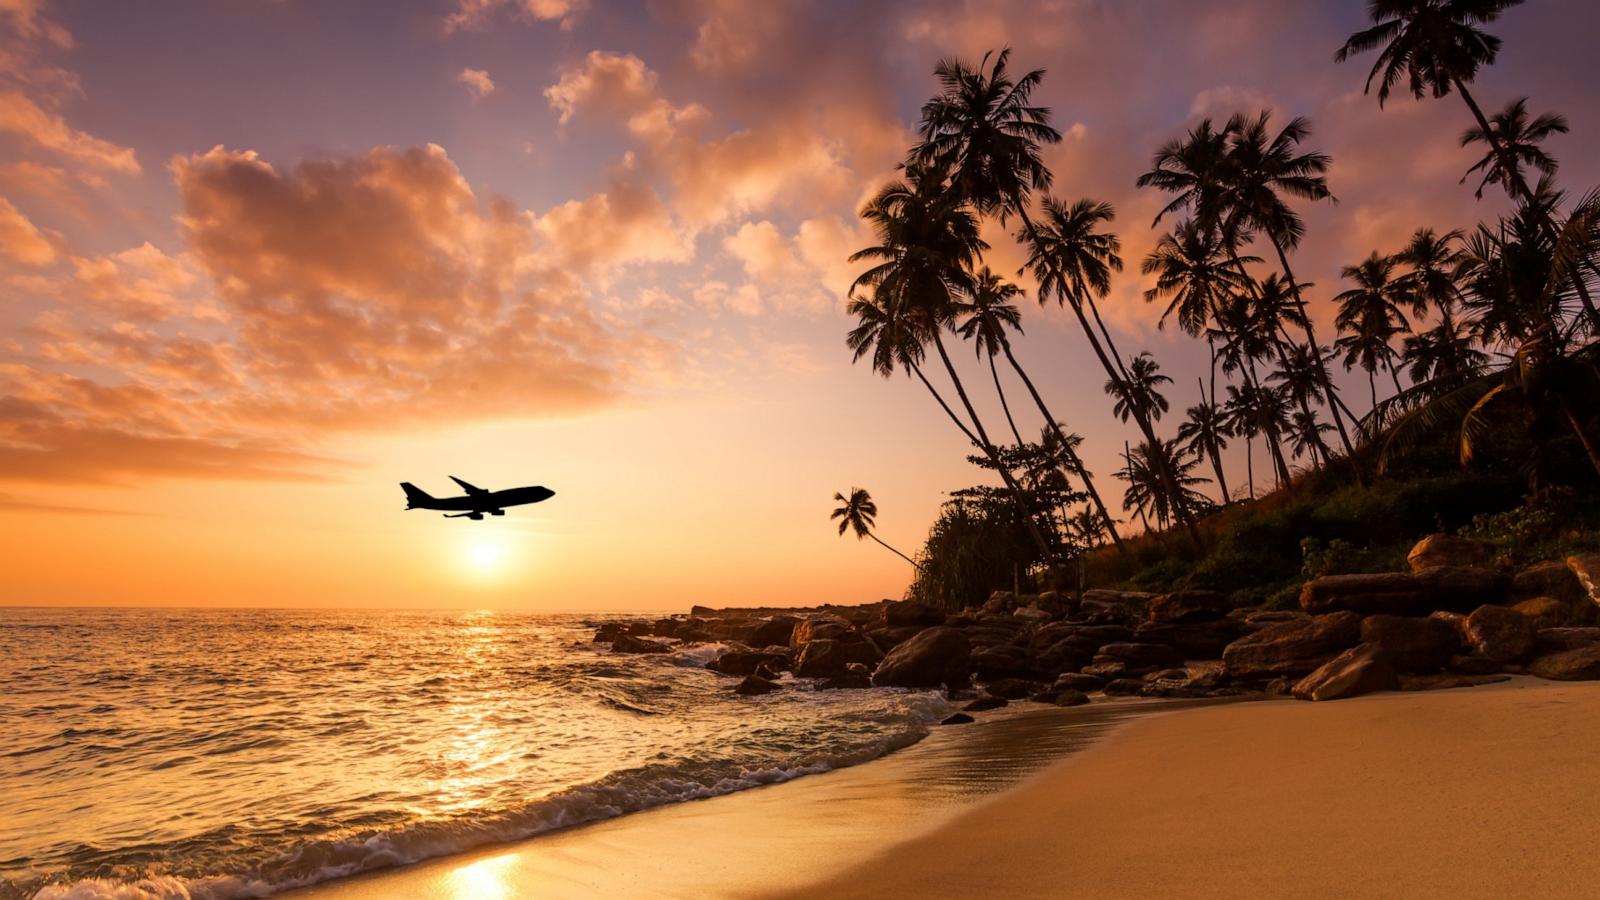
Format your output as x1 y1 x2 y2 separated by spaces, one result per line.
1141 219 1252 338
1105 352 1172 424
1461 98 1568 200
1175 380 1234 504
1116 438 1210 531
832 488 921 568
1333 252 1414 406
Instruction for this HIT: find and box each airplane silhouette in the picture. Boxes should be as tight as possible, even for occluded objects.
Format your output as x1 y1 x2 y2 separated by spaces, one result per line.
400 477 555 520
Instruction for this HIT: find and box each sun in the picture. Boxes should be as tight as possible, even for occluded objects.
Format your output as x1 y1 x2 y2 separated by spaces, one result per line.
470 542 502 568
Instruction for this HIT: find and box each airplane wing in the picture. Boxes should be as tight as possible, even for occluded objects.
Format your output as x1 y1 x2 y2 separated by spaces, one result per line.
449 475 489 496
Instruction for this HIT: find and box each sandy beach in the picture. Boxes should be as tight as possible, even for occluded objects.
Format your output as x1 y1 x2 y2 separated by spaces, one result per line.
296 677 1600 899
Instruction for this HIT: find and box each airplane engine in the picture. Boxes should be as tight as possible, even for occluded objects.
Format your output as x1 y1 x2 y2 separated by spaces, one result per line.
468 512 484 521
489 509 506 516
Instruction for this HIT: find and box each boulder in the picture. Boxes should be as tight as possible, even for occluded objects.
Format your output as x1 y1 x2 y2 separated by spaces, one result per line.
1535 627 1600 652
1464 604 1536 663
794 638 881 678
963 696 1009 712
1359 615 1459 672
872 626 972 689
939 713 975 725
790 616 852 648
750 616 800 648
1527 645 1600 681
1407 533 1489 571
1031 623 1134 648
1102 678 1145 695
1398 673 1512 692
981 591 1016 615
1013 605 1053 624
1513 560 1585 604
970 644 1036 681
1222 611 1362 680
1568 554 1600 609
1080 589 1158 618
1146 590 1233 624
1033 638 1095 679
881 601 944 629
817 662 874 690
1449 654 1503 675
734 674 780 695
1133 619 1242 658
1051 673 1106 692
1511 596 1574 630
1096 642 1184 668
1415 565 1510 610
1292 643 1399 701
1051 689 1091 707
1145 667 1190 682
982 677 1046 700
611 633 672 654
1300 573 1426 616
1081 660 1132 680
707 649 791 677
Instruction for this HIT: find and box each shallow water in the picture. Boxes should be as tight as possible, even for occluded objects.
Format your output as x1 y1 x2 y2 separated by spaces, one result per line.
0 608 952 899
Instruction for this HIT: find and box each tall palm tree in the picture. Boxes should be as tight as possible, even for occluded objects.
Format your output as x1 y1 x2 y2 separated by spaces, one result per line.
1392 226 1487 382
832 488 920 568
1333 252 1414 402
1105 352 1172 424
1141 219 1252 337
1175 380 1234 504
1288 409 1335 463
848 166 1056 560
1460 97 1568 200
1225 381 1294 490
1403 316 1489 382
1115 438 1211 530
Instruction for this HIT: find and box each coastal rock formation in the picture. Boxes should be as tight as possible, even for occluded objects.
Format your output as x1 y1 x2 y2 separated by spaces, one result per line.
1464 604 1536 663
1414 565 1510 609
749 616 800 648
1527 645 1600 680
1300 573 1426 616
610 634 672 654
1102 678 1144 695
790 616 852 648
872 627 971 689
1051 673 1105 692
1095 642 1184 668
971 644 1036 681
1536 627 1600 652
1407 533 1489 571
964 696 1009 712
1292 643 1399 701
1051 689 1090 707
939 713 975 725
1134 619 1241 658
1359 615 1459 672
1511 596 1574 630
982 677 1047 699
881 601 944 629
708 649 791 676
734 674 780 695
1146 590 1233 624
1513 560 1585 604
1569 554 1600 609
795 638 881 678
818 662 874 690
1080 589 1157 618
1222 611 1361 680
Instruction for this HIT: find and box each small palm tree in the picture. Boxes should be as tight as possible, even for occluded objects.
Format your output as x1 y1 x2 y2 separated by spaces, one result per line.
1460 97 1568 200
1141 219 1252 336
1116 438 1211 530
1333 251 1414 404
1175 386 1234 504
832 488 920 568
1105 352 1172 424
954 267 1028 445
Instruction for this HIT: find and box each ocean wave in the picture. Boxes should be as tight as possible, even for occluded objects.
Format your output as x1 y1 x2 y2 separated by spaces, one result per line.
25 715 940 900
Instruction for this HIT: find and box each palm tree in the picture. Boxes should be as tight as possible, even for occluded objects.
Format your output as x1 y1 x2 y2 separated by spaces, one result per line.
1460 97 1568 200
1105 352 1172 424
848 166 1056 560
1116 438 1211 530
1288 409 1335 463
1393 226 1487 382
1333 251 1414 403
1403 316 1488 382
1141 219 1252 338
1225 381 1294 490
954 267 1028 445
832 488 921 568
1175 380 1234 504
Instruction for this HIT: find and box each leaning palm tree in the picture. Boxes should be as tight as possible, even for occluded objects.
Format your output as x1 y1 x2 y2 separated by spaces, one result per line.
1175 382 1234 505
1141 219 1252 338
1116 438 1211 531
1460 98 1568 200
1105 352 1173 424
832 488 920 568
1333 251 1414 402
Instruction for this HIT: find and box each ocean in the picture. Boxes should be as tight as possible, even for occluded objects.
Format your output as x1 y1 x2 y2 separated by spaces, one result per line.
0 608 953 899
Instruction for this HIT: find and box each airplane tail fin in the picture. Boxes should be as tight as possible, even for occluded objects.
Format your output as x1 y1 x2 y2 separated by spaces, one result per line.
400 482 433 508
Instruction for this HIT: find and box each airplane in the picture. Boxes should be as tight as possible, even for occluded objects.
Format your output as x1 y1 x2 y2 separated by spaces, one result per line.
400 476 555 520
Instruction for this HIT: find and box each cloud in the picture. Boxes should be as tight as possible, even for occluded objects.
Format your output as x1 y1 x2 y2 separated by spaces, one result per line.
444 0 584 33
545 51 706 144
456 67 495 98
0 195 57 265
0 89 139 173
531 178 694 274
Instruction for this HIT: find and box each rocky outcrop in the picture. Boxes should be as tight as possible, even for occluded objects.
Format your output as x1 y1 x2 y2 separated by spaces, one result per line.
1051 672 1106 692
1527 645 1600 681
707 649 792 676
1414 565 1510 609
1134 619 1242 658
794 638 881 678
982 677 1047 699
1300 573 1427 616
790 616 852 648
1398 672 1511 691
1051 689 1091 707
1463 604 1536 663
1569 554 1600 609
1032 638 1095 679
1095 642 1184 668
1535 627 1600 652
1146 590 1233 624
1359 615 1459 672
970 644 1035 681
1079 589 1158 618
735 674 780 695
963 695 1009 712
610 634 672 654
1510 596 1574 630
939 713 975 725
749 616 800 648
1407 533 1489 571
1222 611 1361 680
872 626 971 689
817 662 874 690
1292 643 1399 701
1102 678 1145 695
1513 560 1585 604
880 601 944 629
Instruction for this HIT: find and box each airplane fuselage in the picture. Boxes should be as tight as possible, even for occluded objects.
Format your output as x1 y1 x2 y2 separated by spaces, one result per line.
401 479 554 520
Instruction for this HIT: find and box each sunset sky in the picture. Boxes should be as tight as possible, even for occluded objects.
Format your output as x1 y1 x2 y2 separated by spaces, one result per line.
3 0 1597 610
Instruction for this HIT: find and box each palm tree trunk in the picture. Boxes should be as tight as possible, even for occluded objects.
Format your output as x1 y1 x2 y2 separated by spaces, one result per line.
1453 78 1600 334
1388 360 1404 397
868 531 922 569
988 353 1026 448
1369 368 1378 411
999 339 1126 551
1244 433 1255 499
1196 380 1230 505
1268 239 1358 457
927 330 1057 561
1268 336 1332 467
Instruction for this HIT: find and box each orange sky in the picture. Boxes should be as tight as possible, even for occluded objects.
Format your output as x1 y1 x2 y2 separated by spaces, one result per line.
2 0 1597 610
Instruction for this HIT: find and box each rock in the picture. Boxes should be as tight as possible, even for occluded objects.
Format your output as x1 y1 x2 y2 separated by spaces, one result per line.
970 644 1035 681
611 633 672 654
1030 623 1133 648
939 713 975 725
790 616 852 648
1146 668 1190 682
750 616 800 648
1464 604 1536 663
1051 689 1091 707
981 591 1016 615
1398 673 1512 691
1300 572 1426 616
1359 615 1459 672
1185 661 1229 689
872 626 972 689
817 662 874 690
1133 619 1242 658
871 625 932 649
707 649 791 677
1051 673 1106 692
1527 645 1600 681
1513 560 1585 603
1511 596 1573 630
1449 654 1503 675
1407 533 1489 571
1079 589 1158 618
1265 677 1294 697
982 677 1046 700
1415 565 1510 610
963 696 1009 712
794 638 881 678
734 674 780 695
1146 590 1233 624
1012 605 1052 624
1033 638 1095 679
1081 660 1131 679
1222 611 1362 680
1535 627 1600 652
1096 642 1184 668
1102 678 1145 695
1292 643 1399 701
1568 554 1600 609
881 601 944 629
